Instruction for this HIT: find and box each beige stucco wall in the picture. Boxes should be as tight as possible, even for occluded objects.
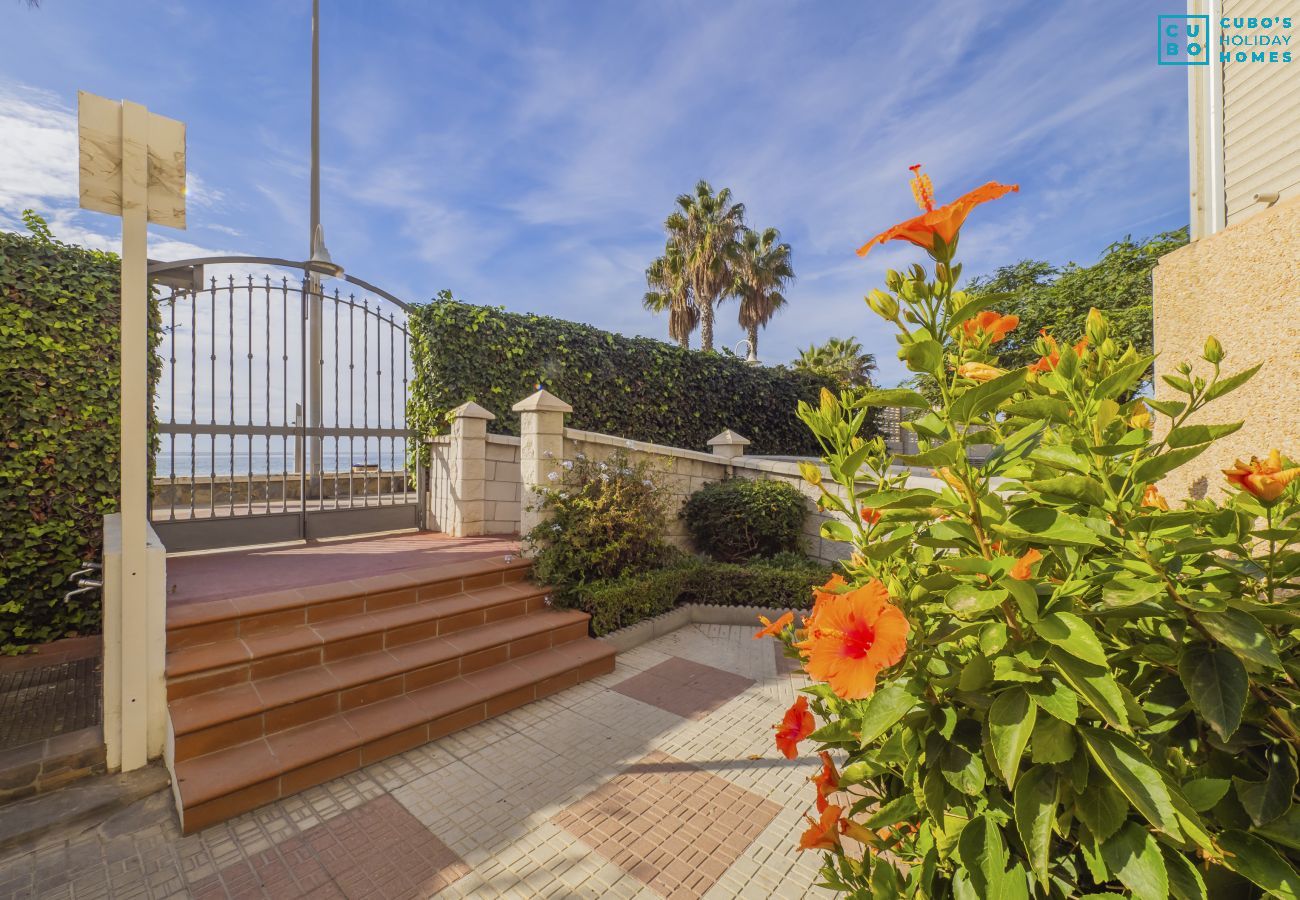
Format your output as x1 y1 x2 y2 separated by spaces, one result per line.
1152 194 1300 500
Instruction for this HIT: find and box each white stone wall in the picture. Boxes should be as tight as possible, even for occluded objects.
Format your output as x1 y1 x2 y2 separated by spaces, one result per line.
483 436 522 534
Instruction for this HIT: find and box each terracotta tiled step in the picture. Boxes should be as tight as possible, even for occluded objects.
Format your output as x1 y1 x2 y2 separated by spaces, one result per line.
166 581 552 699
173 638 617 833
168 608 591 762
166 555 533 649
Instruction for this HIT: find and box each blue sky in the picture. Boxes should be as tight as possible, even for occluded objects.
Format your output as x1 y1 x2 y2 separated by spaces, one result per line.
0 1 1190 386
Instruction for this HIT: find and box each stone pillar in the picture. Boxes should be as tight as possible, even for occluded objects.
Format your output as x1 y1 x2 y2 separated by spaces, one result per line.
513 389 572 542
707 428 751 460
447 401 495 536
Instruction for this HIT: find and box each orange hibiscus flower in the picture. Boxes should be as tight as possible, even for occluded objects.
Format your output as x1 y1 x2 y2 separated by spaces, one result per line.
856 166 1019 258
1008 548 1043 581
754 611 794 640
798 804 843 852
774 695 815 759
962 310 1020 344
1223 450 1300 503
812 751 840 813
1141 484 1170 511
1028 330 1089 374
860 506 881 526
795 579 909 700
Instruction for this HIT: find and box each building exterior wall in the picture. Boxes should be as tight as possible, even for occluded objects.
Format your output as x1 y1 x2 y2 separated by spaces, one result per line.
1187 0 1300 237
1152 194 1300 499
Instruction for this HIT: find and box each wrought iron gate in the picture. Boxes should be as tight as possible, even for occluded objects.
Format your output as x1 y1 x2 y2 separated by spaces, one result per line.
148 256 423 552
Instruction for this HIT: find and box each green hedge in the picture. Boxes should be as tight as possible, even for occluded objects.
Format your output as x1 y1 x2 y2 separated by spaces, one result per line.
573 553 831 636
0 216 158 653
680 477 807 562
409 294 842 456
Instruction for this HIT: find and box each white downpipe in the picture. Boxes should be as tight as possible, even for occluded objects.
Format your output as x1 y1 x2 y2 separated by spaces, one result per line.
1207 0 1226 234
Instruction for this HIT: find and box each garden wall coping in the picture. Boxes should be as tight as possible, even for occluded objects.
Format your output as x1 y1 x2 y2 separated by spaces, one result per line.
599 604 800 653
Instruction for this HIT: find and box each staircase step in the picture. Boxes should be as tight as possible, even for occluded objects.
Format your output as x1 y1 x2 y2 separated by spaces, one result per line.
168 609 590 762
173 639 616 833
166 581 553 697
166 555 533 649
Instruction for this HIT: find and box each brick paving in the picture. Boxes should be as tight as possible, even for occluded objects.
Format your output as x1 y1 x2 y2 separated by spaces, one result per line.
0 624 832 899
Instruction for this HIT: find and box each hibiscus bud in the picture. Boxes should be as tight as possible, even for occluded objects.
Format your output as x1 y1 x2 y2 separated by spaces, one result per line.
935 263 950 283
819 388 837 413
866 289 899 320
885 269 903 291
1204 335 1224 364
1085 308 1108 345
799 461 823 487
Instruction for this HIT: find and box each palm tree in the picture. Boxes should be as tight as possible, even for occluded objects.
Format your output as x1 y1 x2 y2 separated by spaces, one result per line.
642 244 697 348
655 180 745 352
794 337 877 389
732 226 793 361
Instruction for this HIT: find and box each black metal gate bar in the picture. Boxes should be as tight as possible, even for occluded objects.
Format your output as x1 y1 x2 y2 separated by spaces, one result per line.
147 258 422 553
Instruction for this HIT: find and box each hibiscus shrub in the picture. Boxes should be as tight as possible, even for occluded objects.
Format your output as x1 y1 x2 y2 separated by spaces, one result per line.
757 167 1300 898
524 450 671 603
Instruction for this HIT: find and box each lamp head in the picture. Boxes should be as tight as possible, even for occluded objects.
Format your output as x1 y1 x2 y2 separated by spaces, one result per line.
306 224 344 278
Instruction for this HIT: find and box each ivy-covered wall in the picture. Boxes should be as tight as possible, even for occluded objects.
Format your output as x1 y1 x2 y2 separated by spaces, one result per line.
409 295 842 456
0 216 158 653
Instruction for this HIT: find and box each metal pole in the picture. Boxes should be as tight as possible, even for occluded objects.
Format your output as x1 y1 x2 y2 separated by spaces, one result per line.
306 0 324 489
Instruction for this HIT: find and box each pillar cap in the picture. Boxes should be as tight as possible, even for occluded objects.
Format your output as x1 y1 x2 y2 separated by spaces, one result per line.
449 400 496 421
707 429 751 448
512 389 573 414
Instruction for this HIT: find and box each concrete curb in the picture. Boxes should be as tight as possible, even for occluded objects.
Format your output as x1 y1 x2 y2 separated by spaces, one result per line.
600 604 801 653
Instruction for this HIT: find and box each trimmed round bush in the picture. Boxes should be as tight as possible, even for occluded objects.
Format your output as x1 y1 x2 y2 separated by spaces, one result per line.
680 477 806 562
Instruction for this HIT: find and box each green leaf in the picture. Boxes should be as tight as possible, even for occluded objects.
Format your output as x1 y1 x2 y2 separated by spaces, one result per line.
904 339 944 375
1166 422 1243 449
897 439 965 468
1027 474 1107 507
1081 728 1183 838
857 388 931 409
1133 444 1210 484
1003 397 1072 423
1036 611 1108 665
1026 676 1078 723
1001 577 1040 623
941 740 987 796
959 654 993 692
1101 577 1165 608
950 369 1027 422
997 508 1103 547
1196 608 1284 670
1014 765 1057 885
1162 845 1208 900
857 684 917 746
1178 646 1247 740
1181 777 1231 813
1030 716 1076 764
1100 821 1169 900
1049 649 1129 730
988 688 1037 788
1218 829 1300 899
1204 362 1262 402
1092 354 1157 401
955 816 1013 899
1075 782 1130 842
1256 805 1300 852
1235 744 1298 827
819 520 855 543
946 584 1008 619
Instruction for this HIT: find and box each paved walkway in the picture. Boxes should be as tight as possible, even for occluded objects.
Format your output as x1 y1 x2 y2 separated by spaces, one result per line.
0 625 833 899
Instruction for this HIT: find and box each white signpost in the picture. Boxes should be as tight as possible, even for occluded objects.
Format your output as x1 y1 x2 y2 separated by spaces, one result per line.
78 91 185 772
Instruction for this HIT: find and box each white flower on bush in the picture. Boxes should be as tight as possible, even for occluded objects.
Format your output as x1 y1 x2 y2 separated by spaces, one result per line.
551 523 561 532
547 471 559 482
598 462 608 472
600 473 610 482
642 479 653 487
575 452 586 461
543 449 554 459
562 460 574 470
559 492 568 499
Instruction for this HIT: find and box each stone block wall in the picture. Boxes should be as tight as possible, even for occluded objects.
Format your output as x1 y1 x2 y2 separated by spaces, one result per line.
483 436 522 534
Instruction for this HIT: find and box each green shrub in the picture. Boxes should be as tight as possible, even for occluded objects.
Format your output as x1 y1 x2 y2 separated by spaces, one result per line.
0 214 159 653
578 553 831 636
680 477 807 561
408 294 847 460
523 450 671 601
